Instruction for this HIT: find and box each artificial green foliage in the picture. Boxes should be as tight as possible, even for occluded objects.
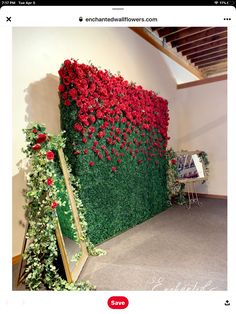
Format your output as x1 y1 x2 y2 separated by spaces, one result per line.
22 123 102 291
198 151 210 183
53 157 78 242
166 148 186 205
58 60 170 245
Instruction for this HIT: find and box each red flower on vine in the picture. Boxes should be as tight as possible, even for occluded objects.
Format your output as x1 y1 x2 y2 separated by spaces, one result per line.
47 178 53 186
46 151 54 160
36 133 47 144
32 144 41 151
51 201 58 209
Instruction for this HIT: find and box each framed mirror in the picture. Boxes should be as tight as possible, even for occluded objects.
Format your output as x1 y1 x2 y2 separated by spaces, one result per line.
55 149 88 283
175 150 208 183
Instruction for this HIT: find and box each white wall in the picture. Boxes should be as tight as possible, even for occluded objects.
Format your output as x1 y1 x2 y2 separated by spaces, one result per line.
173 80 227 195
12 27 227 257
12 27 177 256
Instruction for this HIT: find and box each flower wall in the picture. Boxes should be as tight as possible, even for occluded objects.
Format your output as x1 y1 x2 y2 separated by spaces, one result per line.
59 59 170 245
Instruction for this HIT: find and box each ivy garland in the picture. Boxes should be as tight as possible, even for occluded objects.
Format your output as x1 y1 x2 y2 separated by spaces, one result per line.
166 148 186 205
22 123 104 291
198 151 210 183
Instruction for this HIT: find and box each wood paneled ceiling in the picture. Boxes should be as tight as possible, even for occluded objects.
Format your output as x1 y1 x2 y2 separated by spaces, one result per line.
150 27 227 78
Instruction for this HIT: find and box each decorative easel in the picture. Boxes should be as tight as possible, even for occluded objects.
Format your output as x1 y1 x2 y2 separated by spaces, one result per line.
185 180 201 209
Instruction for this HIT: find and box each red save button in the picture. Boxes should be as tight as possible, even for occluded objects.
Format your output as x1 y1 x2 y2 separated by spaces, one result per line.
107 296 129 309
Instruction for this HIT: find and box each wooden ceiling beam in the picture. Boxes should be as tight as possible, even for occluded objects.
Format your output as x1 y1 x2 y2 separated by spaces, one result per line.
130 27 205 79
151 27 163 31
190 50 227 63
172 27 227 48
177 33 227 52
197 57 227 68
201 61 227 76
165 27 209 43
186 45 227 59
182 42 227 57
177 74 227 89
157 27 187 37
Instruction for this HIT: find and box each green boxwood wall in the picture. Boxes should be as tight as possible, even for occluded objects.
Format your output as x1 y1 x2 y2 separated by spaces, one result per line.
58 59 170 245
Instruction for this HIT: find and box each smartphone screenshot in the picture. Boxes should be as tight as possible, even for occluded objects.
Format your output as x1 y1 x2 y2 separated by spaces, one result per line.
0 2 235 313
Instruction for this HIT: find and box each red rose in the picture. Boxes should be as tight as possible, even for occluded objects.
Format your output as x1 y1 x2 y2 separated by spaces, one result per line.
64 99 70 106
93 140 98 146
32 144 41 151
51 201 58 209
47 178 53 186
46 151 54 160
64 59 71 67
58 84 65 92
73 150 81 155
111 166 116 172
115 115 120 122
82 137 87 144
117 159 122 164
171 159 176 165
106 138 112 145
115 128 120 134
89 115 96 124
63 76 70 85
89 126 95 133
62 92 68 100
101 145 106 150
98 154 103 159
32 128 37 133
96 109 104 119
68 88 77 100
89 161 94 166
36 133 47 144
97 131 105 139
84 148 88 154
74 123 83 132
106 156 111 161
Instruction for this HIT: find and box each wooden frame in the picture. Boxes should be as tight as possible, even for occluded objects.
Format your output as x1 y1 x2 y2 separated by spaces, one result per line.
57 149 88 283
175 150 208 184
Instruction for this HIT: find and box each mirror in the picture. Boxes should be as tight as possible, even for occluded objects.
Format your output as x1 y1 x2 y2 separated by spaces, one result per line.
55 149 88 283
176 150 207 183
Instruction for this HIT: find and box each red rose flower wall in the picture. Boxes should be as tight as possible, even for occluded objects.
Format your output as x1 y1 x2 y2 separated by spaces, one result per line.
59 59 170 244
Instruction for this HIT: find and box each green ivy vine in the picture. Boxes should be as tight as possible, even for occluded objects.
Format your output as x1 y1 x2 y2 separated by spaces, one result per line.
166 148 186 205
22 123 105 291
